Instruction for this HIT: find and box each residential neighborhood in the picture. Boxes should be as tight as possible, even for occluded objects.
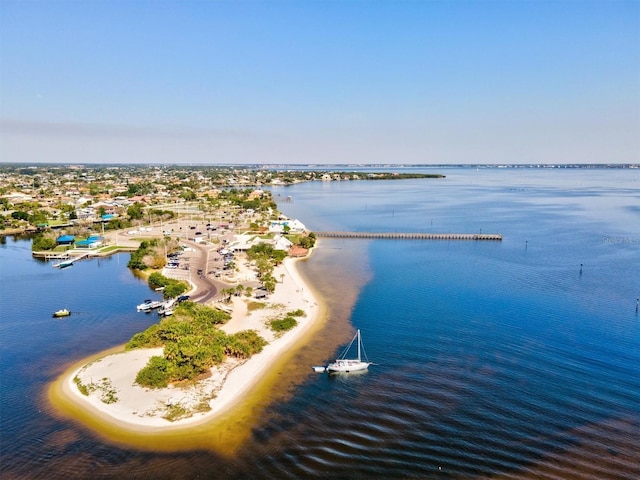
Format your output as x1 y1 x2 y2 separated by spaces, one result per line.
0 164 439 235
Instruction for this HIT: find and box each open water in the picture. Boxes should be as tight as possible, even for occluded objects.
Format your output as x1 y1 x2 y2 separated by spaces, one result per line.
1 167 639 479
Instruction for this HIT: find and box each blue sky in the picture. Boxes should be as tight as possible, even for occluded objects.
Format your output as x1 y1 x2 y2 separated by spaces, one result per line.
1 0 638 165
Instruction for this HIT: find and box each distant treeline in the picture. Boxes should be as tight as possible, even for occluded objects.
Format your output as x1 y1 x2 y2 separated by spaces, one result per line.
363 173 445 180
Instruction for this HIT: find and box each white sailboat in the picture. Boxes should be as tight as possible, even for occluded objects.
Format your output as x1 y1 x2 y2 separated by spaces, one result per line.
326 329 371 373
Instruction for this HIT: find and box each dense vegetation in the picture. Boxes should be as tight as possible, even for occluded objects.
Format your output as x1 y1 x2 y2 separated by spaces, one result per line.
269 309 306 332
126 301 267 388
245 242 288 293
127 240 157 270
148 272 188 299
296 231 316 249
127 238 177 270
31 233 58 251
246 242 288 265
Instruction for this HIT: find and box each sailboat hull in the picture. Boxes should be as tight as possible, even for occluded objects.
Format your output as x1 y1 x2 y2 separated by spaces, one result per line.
326 360 370 373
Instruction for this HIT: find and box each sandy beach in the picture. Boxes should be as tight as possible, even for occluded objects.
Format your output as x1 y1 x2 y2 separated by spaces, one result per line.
57 254 323 431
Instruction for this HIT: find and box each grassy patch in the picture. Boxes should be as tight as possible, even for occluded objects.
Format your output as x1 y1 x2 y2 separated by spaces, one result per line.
99 245 122 253
73 376 118 404
73 376 90 396
98 378 118 404
269 316 298 332
163 403 190 422
194 398 213 414
247 301 266 312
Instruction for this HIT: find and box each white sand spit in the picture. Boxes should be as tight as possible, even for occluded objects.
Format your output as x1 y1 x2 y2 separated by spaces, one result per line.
62 256 320 429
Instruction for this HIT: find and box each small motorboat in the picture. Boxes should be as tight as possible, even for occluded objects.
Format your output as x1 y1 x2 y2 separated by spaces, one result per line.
53 309 71 318
137 299 163 311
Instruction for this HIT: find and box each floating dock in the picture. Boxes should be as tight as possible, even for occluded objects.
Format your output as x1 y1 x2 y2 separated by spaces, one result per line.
315 232 502 241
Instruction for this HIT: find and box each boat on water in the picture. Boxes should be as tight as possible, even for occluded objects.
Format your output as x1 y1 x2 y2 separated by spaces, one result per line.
324 329 371 373
136 299 163 311
52 309 71 318
53 260 73 268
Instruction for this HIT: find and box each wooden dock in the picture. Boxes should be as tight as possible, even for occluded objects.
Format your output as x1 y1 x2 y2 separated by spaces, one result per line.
315 232 502 241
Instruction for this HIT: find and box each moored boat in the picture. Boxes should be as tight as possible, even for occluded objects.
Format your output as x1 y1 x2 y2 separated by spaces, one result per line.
326 329 371 373
53 260 73 268
136 299 163 311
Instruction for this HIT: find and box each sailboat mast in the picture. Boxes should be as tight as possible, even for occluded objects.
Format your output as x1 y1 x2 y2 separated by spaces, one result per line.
357 329 361 361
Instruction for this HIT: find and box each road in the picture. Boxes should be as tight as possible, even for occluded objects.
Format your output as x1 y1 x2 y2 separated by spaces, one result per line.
102 224 255 304
168 239 228 303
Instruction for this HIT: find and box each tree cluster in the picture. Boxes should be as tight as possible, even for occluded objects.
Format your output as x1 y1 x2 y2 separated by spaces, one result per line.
246 242 288 293
148 272 188 299
127 239 171 270
126 302 266 388
31 232 57 251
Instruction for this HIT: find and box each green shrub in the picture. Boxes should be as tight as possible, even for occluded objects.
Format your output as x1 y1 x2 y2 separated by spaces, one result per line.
225 330 267 358
135 356 171 388
270 316 298 332
164 282 188 298
148 273 188 299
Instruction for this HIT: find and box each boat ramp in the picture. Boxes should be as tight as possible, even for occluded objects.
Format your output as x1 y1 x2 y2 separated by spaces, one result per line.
52 251 91 268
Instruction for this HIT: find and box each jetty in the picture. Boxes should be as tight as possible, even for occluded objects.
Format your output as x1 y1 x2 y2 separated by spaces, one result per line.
315 232 502 241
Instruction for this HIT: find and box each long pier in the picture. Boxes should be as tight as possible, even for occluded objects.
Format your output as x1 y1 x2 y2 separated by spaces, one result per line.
315 232 502 241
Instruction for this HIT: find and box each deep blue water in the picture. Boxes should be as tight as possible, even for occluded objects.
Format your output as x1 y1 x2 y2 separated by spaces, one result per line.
1 167 639 479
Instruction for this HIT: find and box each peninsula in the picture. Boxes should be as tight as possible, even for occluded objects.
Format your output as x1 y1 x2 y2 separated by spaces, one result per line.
53 251 323 431
43 182 327 435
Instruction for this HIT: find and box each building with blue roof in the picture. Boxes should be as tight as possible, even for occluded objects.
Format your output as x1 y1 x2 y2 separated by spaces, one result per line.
75 236 103 248
56 235 75 245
